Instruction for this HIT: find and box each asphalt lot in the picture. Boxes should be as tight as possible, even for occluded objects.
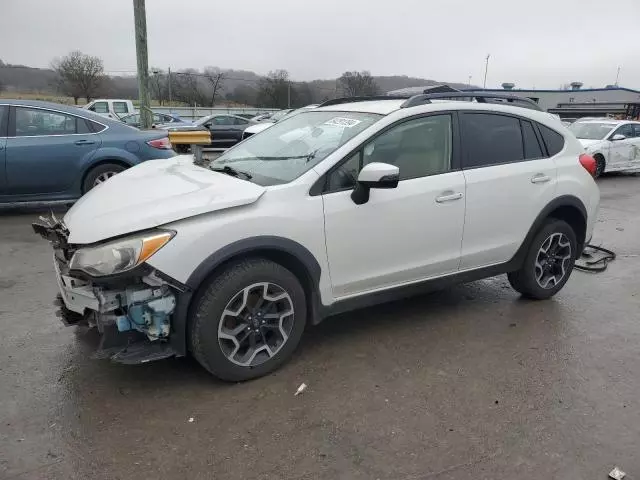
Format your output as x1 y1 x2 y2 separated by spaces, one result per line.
1 175 640 480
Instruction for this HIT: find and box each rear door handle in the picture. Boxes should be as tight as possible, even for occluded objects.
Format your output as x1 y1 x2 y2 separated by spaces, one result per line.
435 192 464 203
531 173 551 184
74 139 96 146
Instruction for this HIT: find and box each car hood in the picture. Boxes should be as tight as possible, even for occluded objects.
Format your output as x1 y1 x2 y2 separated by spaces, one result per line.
64 156 265 244
579 139 604 149
245 123 274 134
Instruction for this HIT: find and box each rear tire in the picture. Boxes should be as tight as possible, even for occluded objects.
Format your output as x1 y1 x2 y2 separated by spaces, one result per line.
82 163 126 194
508 219 577 300
189 258 307 382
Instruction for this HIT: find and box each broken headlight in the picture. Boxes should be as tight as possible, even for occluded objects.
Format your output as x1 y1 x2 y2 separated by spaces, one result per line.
69 231 174 277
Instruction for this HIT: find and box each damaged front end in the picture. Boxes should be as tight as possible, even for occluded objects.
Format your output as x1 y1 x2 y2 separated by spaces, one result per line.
33 216 185 364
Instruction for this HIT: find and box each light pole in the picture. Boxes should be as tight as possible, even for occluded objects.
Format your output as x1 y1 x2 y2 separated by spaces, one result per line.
483 54 490 89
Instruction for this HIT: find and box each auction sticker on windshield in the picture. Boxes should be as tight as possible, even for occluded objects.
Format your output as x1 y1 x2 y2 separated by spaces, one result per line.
324 117 362 128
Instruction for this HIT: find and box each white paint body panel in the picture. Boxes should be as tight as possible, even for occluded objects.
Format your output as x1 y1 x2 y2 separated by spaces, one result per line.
64 156 265 244
460 159 557 269
61 100 601 310
323 172 466 298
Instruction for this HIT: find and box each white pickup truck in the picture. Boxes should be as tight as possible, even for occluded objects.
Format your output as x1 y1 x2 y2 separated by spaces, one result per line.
83 99 136 120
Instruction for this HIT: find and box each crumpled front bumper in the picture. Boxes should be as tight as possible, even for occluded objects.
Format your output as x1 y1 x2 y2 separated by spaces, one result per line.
34 219 184 364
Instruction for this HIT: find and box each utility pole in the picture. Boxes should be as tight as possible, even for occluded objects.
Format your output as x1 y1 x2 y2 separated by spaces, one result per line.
133 0 152 129
287 82 291 108
615 66 621 86
167 67 172 113
468 75 472 87
483 54 490 89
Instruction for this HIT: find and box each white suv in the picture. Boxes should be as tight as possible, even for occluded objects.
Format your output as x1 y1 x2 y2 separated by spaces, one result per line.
34 93 600 381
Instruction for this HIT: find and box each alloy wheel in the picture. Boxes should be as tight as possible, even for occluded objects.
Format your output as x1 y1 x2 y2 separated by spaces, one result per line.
217 282 294 367
534 232 572 289
93 171 118 186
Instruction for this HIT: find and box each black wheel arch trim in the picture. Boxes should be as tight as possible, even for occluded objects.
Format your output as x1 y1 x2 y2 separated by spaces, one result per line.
170 236 322 356
170 196 587 355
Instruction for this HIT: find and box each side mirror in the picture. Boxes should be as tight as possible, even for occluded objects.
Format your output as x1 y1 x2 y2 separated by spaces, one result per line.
351 162 399 205
611 134 626 141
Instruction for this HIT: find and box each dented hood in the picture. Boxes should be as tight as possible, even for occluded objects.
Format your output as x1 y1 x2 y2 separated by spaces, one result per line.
64 156 265 244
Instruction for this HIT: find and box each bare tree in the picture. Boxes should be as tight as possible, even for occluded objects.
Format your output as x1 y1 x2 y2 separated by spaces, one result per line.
338 71 379 97
173 69 207 106
204 67 225 107
51 51 105 104
0 78 5 94
150 68 168 105
257 70 291 108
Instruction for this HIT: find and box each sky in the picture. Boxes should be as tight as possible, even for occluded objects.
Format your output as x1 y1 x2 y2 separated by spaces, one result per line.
1 0 639 89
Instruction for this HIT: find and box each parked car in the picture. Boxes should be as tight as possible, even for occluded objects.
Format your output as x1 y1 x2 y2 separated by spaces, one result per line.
120 112 191 129
0 100 175 203
84 99 135 120
34 93 599 381
166 113 256 151
242 106 317 140
569 119 640 177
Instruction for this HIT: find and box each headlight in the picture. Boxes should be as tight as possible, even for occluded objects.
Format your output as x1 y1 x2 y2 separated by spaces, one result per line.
69 231 174 277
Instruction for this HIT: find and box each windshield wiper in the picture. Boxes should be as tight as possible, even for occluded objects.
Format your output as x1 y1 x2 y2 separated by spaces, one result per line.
211 166 253 180
218 150 320 163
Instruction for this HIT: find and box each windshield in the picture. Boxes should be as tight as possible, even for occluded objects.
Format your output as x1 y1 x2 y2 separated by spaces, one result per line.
210 110 382 186
569 122 615 140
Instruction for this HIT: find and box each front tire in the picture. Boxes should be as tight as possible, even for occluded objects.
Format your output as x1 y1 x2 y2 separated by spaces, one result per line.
508 219 577 300
189 258 307 382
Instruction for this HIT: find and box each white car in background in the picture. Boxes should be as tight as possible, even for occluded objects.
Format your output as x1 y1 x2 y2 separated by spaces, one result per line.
569 119 640 177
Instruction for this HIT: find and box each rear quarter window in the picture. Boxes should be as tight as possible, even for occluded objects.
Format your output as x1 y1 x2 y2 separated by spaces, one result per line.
538 124 565 156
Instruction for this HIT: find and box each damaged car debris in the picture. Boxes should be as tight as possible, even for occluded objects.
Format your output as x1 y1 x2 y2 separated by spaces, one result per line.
33 218 182 364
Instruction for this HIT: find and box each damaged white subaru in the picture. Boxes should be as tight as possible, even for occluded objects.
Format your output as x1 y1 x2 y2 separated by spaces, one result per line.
35 93 600 381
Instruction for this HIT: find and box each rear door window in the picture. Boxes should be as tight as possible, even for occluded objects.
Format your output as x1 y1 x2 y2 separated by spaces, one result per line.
113 102 129 115
460 113 524 168
521 120 545 159
537 124 565 156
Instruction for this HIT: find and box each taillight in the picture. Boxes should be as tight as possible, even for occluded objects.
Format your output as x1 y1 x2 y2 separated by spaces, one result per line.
579 153 596 177
146 137 172 150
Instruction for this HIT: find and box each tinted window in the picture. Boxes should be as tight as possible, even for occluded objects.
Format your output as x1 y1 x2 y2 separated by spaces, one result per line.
92 102 109 114
633 124 640 138
461 113 523 167
14 107 77 137
76 118 93 134
521 120 545 159
612 124 634 138
362 115 451 181
113 102 129 114
0 106 7 136
234 117 249 125
538 124 565 156
213 116 233 126
327 151 361 191
87 119 106 133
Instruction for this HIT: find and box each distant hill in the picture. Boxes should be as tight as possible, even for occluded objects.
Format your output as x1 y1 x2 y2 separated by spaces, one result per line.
0 60 475 106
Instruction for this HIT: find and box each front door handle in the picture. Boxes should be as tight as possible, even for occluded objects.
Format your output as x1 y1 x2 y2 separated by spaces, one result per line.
531 173 551 184
435 192 464 203
74 139 96 146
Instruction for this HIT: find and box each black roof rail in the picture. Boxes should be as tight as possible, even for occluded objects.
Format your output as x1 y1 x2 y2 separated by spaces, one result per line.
400 92 543 111
318 95 411 107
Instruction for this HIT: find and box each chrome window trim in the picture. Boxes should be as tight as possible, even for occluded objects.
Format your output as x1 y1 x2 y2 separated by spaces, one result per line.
0 103 110 138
